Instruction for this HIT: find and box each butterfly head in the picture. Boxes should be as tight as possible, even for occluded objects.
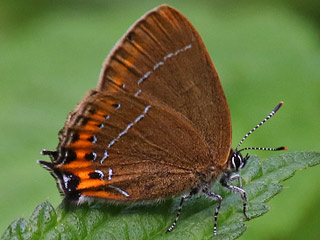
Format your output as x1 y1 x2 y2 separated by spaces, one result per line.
229 149 249 172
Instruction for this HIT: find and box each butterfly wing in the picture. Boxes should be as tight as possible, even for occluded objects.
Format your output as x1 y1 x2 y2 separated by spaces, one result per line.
55 89 210 200
41 5 231 202
98 5 231 167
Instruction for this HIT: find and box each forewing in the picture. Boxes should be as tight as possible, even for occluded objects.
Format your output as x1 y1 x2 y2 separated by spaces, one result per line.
98 5 231 166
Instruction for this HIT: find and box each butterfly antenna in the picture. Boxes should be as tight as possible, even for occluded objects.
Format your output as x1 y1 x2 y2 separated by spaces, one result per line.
238 146 287 152
235 101 284 151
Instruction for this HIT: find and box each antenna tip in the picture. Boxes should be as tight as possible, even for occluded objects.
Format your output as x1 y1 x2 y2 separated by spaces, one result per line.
276 146 287 151
274 101 284 112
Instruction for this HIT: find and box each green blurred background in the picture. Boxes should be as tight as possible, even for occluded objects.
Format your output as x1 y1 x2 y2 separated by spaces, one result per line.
1 0 319 239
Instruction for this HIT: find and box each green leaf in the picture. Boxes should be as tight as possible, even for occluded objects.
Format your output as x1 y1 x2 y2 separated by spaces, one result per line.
2 152 320 240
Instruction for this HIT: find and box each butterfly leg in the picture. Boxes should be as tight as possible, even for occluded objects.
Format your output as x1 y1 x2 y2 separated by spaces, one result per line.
202 187 222 235
166 192 194 233
220 173 250 220
229 173 242 187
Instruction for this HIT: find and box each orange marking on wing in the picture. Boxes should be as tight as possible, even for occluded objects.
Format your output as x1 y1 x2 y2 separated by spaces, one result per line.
81 190 126 200
58 160 92 170
79 133 92 139
122 58 133 68
73 169 92 180
101 100 116 108
82 124 99 131
107 86 119 93
70 133 94 148
75 150 89 159
94 110 107 119
82 120 100 131
70 140 92 148
77 179 106 190
112 75 123 87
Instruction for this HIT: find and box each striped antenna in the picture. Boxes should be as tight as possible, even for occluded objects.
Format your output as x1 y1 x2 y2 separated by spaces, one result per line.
239 146 287 152
235 102 284 151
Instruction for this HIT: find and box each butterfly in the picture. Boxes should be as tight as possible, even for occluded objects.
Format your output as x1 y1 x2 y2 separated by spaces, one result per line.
38 5 285 235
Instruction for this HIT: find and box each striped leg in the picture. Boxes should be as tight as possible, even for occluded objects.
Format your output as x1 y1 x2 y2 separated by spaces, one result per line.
166 193 192 233
202 188 222 235
222 182 250 220
221 172 250 220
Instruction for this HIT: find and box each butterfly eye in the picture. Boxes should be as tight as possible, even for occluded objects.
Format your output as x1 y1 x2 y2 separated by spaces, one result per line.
231 153 243 172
